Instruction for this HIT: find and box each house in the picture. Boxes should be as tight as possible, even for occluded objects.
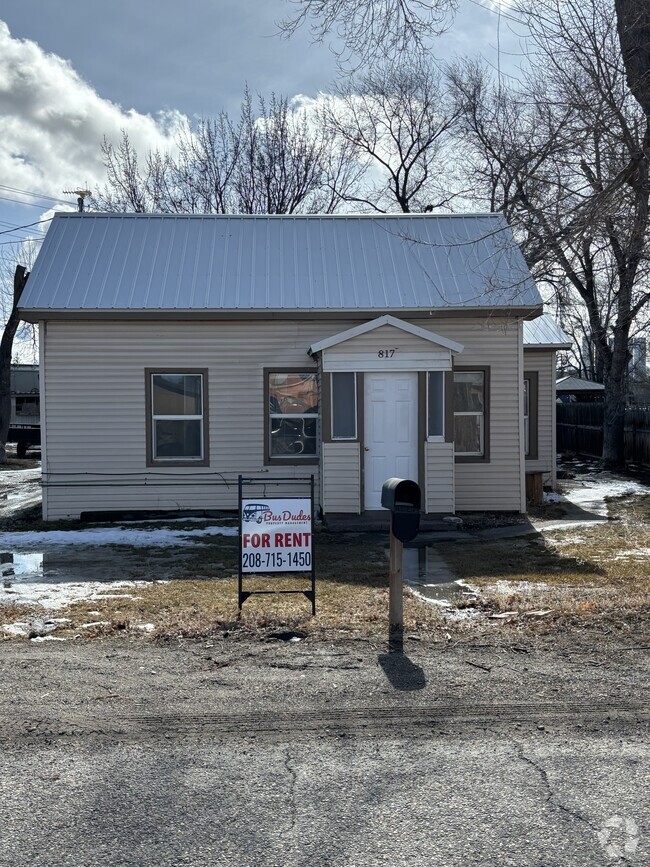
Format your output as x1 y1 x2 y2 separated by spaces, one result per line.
20 212 557 521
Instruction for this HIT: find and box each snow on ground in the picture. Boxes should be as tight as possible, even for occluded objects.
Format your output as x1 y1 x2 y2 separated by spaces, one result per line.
1 577 154 610
0 467 41 516
0 524 237 548
563 474 649 516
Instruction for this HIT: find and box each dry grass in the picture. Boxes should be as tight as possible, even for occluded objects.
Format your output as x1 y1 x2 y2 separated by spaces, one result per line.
3 494 650 642
437 516 650 628
0 535 449 642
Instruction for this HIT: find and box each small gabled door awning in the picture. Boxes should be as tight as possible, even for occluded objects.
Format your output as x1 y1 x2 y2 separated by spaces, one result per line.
308 315 464 372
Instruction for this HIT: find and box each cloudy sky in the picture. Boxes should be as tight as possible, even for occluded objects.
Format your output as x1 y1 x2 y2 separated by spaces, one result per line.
0 0 518 257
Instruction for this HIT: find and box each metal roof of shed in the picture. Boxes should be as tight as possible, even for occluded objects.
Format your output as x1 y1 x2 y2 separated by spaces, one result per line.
20 212 542 319
523 314 572 349
556 375 605 392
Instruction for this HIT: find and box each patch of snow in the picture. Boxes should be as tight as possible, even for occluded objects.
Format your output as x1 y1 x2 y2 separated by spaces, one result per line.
29 635 67 642
0 467 42 515
134 623 155 632
2 622 31 637
2 579 151 609
543 492 567 504
80 621 110 628
612 549 650 559
0 524 238 549
562 476 649 516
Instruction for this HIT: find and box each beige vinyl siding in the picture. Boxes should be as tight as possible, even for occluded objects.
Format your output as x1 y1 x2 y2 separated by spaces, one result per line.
322 324 451 372
322 442 361 513
524 349 555 482
42 314 523 518
43 319 353 519
424 441 454 513
420 317 523 512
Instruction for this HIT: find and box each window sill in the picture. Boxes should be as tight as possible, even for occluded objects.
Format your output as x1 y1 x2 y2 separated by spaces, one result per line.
147 458 210 468
264 457 320 467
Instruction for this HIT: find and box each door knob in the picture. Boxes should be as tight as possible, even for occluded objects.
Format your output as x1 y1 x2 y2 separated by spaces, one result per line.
364 446 370 452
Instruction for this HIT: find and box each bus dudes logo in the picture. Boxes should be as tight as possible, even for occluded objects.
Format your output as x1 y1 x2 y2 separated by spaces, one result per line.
241 497 312 573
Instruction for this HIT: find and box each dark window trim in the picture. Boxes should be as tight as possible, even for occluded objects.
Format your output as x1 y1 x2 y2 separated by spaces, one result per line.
524 370 539 460
263 367 320 466
453 365 491 464
145 368 209 468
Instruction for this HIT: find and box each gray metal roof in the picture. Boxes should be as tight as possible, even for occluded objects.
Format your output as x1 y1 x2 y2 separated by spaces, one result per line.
20 212 542 318
556 375 604 392
523 314 572 349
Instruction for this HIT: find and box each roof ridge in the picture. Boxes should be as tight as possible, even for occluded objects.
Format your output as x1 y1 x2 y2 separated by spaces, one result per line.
53 211 505 220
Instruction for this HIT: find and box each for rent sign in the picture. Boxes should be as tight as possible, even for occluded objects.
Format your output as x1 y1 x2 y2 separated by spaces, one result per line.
240 498 312 573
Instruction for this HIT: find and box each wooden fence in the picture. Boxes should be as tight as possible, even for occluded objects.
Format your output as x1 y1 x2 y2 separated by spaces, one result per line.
557 403 650 467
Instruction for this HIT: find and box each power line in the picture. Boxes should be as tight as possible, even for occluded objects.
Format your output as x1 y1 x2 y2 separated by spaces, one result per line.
0 184 70 206
0 193 67 209
0 237 44 247
0 220 46 236
0 218 53 237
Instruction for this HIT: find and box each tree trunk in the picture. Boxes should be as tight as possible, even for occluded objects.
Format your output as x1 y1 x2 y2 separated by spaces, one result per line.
601 344 628 469
615 0 650 121
0 266 29 464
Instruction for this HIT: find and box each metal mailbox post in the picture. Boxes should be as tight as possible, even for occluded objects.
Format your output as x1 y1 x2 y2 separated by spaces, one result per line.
381 478 422 649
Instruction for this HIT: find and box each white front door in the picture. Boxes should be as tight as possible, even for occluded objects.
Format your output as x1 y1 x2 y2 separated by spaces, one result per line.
363 372 419 510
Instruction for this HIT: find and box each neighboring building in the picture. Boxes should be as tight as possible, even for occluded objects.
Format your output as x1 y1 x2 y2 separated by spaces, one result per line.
20 212 555 520
523 316 572 488
8 364 40 458
556 375 605 403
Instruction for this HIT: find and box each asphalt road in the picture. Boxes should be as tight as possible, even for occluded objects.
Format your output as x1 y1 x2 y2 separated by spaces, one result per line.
0 635 647 866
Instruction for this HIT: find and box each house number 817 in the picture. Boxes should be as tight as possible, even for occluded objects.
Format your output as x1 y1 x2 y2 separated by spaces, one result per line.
377 348 397 358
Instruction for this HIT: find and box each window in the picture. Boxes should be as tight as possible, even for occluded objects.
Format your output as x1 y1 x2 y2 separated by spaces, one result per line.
524 378 530 457
453 370 487 458
427 371 445 439
331 372 357 440
147 371 208 465
523 371 538 459
267 371 319 461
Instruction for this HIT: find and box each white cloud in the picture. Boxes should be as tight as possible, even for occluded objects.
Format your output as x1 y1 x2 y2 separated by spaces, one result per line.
0 21 187 203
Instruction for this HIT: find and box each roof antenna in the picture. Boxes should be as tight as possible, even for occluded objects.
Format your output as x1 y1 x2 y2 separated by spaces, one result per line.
63 188 92 213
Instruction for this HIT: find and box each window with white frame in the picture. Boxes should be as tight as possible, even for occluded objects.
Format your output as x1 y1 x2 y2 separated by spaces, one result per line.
453 370 486 457
268 371 319 460
149 372 206 463
427 371 445 439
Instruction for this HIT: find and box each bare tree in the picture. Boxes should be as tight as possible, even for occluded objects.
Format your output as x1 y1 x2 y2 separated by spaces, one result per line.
283 0 650 107
449 0 650 467
325 60 460 212
0 264 30 464
280 0 455 64
94 90 362 215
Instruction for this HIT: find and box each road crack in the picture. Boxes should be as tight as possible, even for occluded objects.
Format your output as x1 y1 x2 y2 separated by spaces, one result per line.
284 748 298 833
515 743 599 833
